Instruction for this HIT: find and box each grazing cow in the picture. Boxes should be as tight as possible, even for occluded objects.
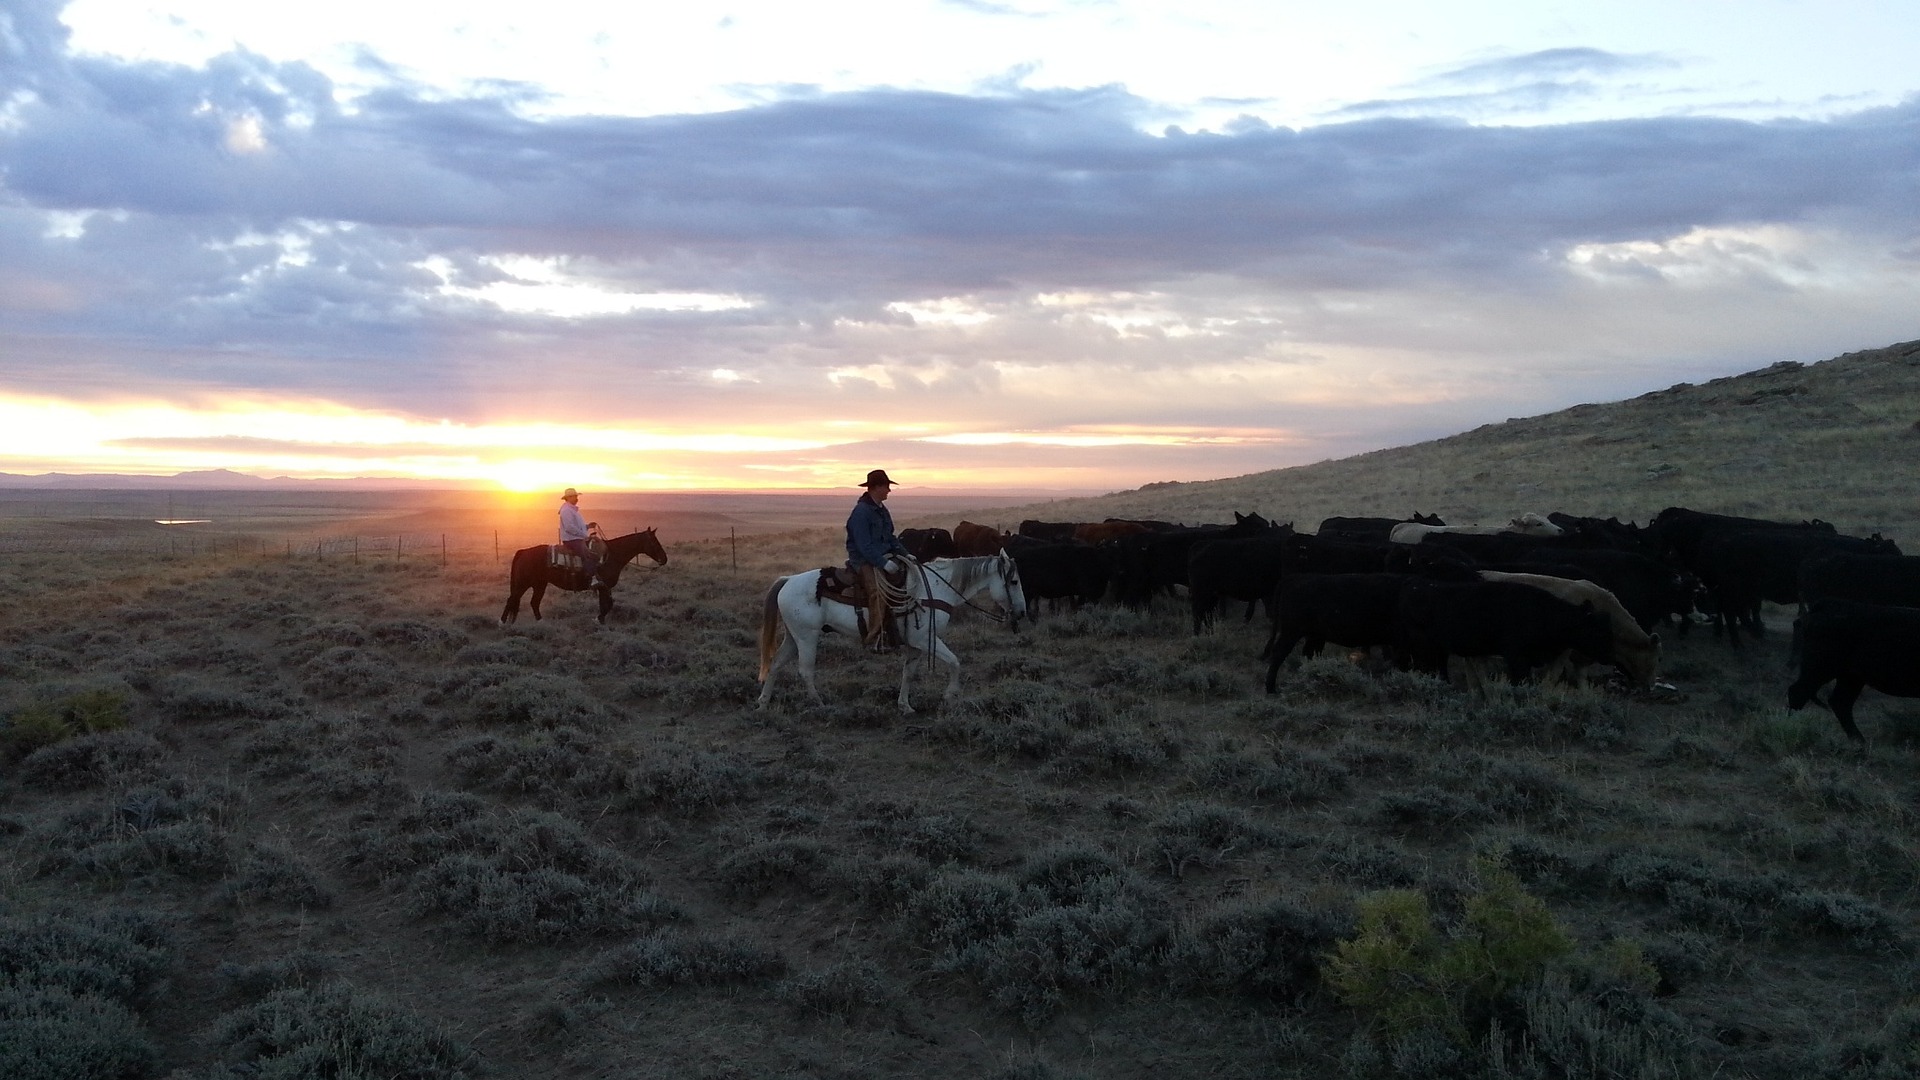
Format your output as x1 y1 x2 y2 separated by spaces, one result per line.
1787 599 1920 743
1397 579 1616 687
1264 573 1422 692
1019 519 1081 542
899 527 958 562
953 520 1006 557
1074 521 1149 545
1798 552 1920 610
1693 529 1901 645
1477 571 1660 689
1316 514 1444 543
1008 542 1111 614
1389 513 1564 545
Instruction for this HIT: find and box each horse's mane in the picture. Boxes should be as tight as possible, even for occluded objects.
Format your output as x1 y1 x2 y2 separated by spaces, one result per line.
920 555 1002 597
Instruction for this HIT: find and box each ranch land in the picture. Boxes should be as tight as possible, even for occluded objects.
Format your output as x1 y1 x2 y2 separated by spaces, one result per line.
3 340 1920 1079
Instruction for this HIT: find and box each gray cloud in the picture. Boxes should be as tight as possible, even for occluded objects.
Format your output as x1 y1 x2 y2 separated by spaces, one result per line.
3 2 1919 485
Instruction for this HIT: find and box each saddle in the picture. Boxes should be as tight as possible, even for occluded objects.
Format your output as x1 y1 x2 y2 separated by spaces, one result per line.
814 563 909 607
546 538 608 589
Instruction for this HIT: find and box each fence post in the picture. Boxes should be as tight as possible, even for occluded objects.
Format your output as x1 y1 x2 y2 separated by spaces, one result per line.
442 534 447 567
354 537 359 564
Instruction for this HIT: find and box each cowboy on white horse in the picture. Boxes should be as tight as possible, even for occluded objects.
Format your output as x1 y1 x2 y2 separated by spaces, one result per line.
846 468 912 652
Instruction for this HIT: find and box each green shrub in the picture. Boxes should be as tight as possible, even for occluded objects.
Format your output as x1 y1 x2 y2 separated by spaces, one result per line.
1324 859 1573 1046
0 687 133 763
206 982 472 1079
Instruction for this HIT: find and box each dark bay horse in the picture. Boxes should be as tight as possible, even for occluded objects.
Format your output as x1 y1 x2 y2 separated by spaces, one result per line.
500 528 668 625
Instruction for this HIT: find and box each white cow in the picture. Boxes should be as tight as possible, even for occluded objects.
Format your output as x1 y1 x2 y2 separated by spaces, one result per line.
1477 570 1660 689
1388 512 1564 545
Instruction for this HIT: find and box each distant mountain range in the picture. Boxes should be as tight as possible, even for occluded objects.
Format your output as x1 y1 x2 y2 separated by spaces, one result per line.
0 469 493 491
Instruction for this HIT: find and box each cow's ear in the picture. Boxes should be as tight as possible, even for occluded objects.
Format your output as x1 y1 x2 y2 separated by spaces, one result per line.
1649 632 1661 648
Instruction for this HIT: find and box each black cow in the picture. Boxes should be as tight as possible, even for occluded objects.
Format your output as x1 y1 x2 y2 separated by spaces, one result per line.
1545 513 1661 557
1397 579 1616 686
1787 599 1920 743
1694 529 1901 645
1187 532 1295 634
1647 506 1837 570
1008 542 1111 614
1111 513 1275 610
1799 552 1920 610
1018 519 1081 542
1288 535 1396 574
900 527 958 562
1264 573 1421 692
1316 514 1444 543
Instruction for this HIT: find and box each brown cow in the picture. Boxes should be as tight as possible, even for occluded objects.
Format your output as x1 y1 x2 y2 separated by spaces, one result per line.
1074 521 1148 545
953 520 1005 557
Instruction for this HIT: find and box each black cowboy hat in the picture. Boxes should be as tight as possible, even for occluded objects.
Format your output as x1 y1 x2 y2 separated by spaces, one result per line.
860 469 896 488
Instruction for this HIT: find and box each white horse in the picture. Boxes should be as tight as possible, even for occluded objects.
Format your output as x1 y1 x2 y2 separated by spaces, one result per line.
756 554 1027 713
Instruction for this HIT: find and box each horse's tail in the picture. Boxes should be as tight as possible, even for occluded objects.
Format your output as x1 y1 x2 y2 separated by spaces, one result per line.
757 576 788 681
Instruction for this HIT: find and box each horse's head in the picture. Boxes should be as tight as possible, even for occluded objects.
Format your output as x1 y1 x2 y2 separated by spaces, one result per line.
595 528 668 584
995 551 1027 631
635 527 668 566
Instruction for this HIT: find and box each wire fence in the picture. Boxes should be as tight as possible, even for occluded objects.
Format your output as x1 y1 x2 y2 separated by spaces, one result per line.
0 528 542 563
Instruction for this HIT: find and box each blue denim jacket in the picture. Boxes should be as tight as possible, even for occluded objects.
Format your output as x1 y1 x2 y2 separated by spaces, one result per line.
846 493 904 568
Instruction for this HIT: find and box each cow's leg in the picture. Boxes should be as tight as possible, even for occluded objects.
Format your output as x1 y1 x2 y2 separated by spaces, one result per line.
1829 677 1868 744
1264 631 1304 693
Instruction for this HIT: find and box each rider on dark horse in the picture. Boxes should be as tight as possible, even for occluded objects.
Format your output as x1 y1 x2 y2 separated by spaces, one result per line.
559 487 605 589
847 469 912 653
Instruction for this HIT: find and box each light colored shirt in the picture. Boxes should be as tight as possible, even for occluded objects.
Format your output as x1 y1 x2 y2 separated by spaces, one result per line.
559 501 589 542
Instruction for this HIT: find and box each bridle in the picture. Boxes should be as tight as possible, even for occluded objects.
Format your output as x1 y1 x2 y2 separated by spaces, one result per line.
912 557 1015 623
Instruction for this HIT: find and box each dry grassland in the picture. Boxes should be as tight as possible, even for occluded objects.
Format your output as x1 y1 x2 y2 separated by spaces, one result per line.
3 340 1920 1079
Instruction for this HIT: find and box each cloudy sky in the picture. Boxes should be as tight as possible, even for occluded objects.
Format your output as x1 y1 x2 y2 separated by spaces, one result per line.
2 0 1917 493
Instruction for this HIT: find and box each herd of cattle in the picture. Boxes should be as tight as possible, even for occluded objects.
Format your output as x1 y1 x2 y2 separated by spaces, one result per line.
899 507 1918 744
